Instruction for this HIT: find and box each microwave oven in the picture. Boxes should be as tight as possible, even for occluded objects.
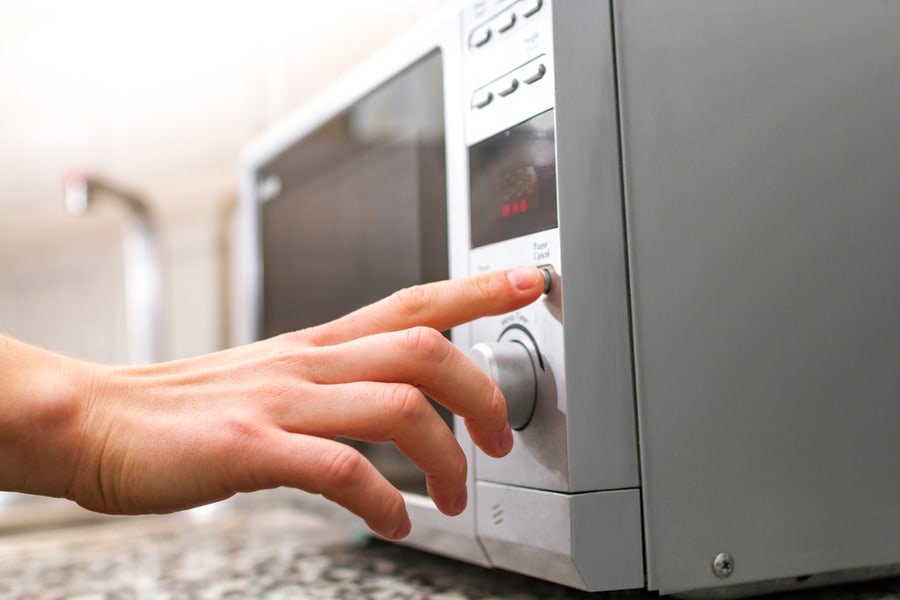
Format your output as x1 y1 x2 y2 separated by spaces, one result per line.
239 1 900 596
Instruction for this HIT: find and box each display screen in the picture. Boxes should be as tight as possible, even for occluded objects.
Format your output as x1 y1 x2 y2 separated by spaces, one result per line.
256 50 449 496
469 110 557 247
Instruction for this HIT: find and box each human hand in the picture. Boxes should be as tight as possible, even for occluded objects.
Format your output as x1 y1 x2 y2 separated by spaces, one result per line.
1 267 545 540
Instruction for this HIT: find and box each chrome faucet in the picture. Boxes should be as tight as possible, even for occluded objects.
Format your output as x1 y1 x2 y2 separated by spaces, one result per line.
64 172 165 364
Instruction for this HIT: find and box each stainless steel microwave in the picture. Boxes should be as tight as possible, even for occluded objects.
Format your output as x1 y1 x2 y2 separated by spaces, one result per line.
239 1 900 596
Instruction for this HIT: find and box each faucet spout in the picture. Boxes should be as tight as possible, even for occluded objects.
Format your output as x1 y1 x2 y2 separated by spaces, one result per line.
64 172 165 364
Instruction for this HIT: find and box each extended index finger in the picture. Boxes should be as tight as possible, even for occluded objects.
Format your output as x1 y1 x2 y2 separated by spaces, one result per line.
304 267 545 347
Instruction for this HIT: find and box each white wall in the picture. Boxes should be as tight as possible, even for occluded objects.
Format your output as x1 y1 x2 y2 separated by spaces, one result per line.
0 0 458 363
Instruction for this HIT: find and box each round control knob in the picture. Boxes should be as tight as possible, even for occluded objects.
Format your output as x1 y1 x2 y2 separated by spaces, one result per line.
469 341 537 430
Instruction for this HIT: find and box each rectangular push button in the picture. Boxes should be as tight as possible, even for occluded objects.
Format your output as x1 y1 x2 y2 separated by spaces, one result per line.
494 11 516 34
470 26 492 49
521 63 546 85
495 78 519 97
472 89 494 109
519 0 543 18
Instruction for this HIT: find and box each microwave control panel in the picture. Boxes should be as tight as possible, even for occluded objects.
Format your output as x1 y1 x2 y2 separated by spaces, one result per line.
462 0 568 492
463 0 555 145
456 2 643 588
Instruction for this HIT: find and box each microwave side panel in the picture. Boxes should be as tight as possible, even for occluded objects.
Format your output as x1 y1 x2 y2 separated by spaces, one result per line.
552 0 639 493
618 0 900 595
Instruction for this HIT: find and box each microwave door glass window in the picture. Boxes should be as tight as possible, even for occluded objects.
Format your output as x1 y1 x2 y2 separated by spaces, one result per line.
256 50 449 496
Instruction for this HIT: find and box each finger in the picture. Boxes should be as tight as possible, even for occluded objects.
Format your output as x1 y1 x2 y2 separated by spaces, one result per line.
298 327 510 458
304 267 545 347
274 380 468 516
247 432 411 540
116 337 293 377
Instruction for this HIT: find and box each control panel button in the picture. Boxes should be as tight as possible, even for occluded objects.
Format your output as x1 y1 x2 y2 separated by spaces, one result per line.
539 266 553 294
494 11 516 34
496 78 519 97
472 89 494 109
470 341 537 430
470 26 492 48
519 0 543 18
520 62 546 85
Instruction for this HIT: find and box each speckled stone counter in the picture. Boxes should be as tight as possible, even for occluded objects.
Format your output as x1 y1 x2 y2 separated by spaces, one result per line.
0 495 898 599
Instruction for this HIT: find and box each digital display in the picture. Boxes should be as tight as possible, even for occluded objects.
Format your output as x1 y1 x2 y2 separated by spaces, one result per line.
469 110 557 247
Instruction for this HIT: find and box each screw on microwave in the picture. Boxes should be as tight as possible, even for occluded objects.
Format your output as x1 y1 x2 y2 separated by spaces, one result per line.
712 552 735 578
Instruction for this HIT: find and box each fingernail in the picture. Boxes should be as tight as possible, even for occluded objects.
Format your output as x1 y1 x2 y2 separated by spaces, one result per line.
391 514 412 539
506 267 539 291
498 423 514 455
454 486 468 514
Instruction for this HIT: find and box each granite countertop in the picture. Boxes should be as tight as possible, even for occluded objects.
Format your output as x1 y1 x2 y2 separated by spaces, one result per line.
0 494 898 600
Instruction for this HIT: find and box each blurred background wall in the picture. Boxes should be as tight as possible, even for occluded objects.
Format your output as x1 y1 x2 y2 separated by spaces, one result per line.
0 0 457 363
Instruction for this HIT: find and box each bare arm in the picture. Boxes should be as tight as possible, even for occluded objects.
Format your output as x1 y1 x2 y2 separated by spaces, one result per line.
0 267 544 540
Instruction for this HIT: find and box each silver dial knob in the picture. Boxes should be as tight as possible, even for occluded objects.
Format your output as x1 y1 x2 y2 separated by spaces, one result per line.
469 341 537 430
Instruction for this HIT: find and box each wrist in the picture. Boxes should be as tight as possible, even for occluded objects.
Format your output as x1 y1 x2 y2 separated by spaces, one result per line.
0 337 94 500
